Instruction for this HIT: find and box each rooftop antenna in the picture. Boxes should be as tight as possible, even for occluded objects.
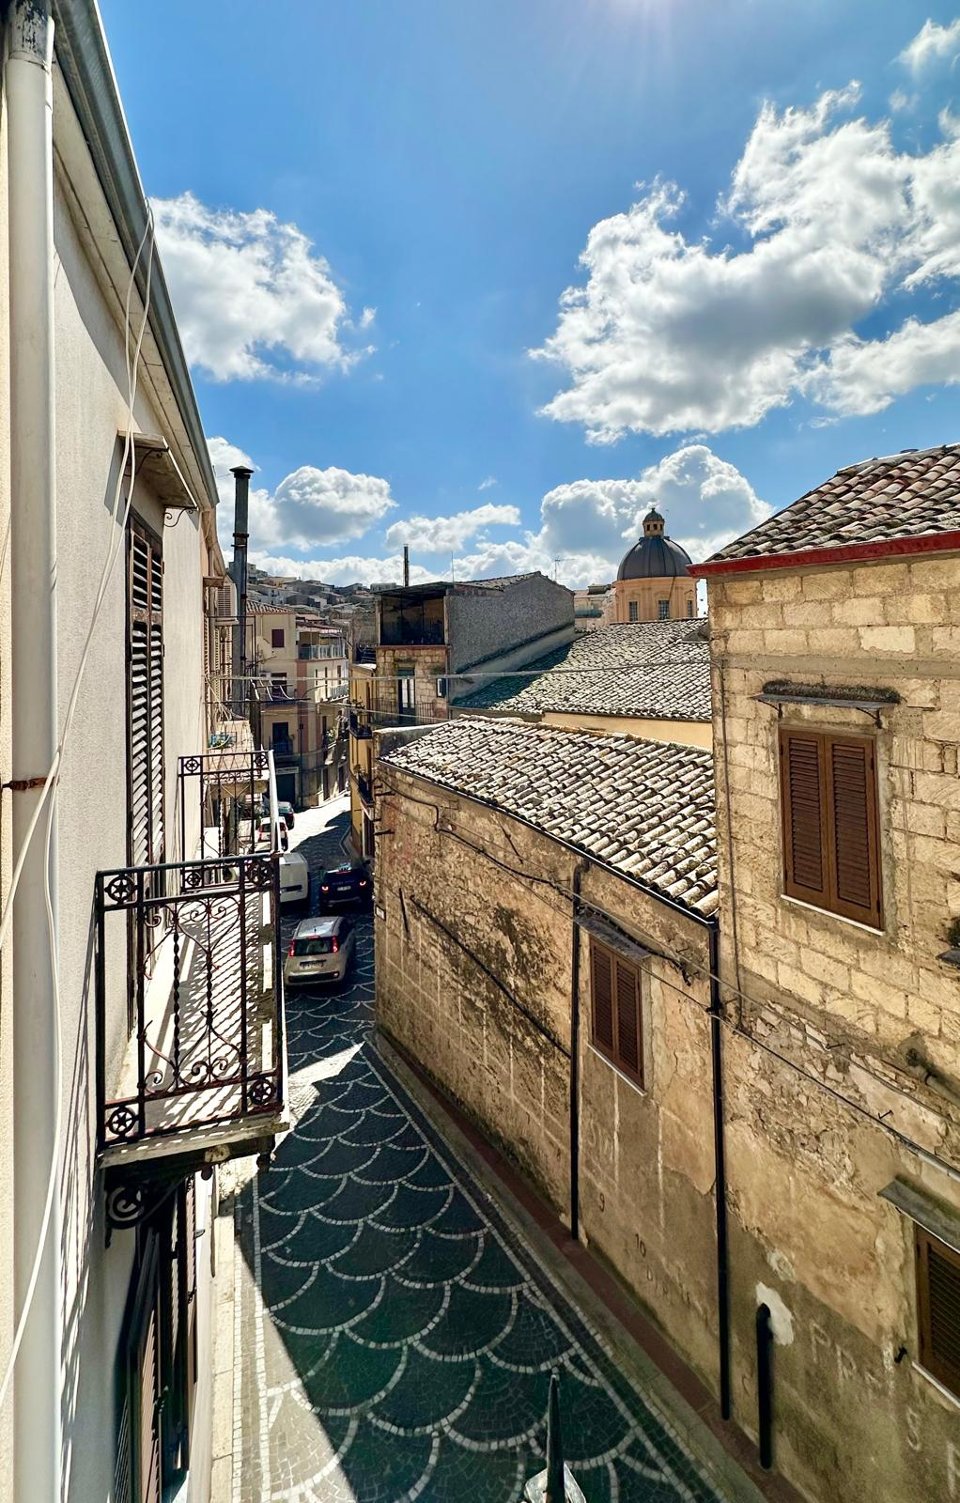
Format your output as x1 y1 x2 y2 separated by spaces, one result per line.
553 556 569 581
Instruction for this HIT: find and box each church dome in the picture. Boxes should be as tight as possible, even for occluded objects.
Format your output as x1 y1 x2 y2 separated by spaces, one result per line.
617 507 693 581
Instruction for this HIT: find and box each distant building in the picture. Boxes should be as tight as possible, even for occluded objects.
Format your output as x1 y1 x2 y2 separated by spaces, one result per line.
573 582 613 632
613 507 696 623
348 571 573 857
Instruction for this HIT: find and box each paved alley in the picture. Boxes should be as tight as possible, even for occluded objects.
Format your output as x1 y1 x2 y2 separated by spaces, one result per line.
228 797 739 1503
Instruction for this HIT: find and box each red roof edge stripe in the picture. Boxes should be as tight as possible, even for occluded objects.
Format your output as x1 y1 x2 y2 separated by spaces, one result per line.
689 528 960 578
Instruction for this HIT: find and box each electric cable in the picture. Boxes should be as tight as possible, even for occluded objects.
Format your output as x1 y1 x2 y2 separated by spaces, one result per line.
375 772 960 1185
0 208 155 1413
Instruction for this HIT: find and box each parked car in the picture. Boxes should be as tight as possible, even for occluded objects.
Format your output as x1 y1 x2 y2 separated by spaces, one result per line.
317 860 371 911
255 816 289 852
279 850 309 906
277 801 295 829
284 916 356 985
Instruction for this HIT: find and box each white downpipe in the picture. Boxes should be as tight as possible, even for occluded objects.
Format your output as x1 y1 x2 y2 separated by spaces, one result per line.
6 4 61 1502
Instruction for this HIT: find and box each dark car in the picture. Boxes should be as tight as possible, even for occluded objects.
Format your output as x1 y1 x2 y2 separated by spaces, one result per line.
317 860 371 911
277 801 295 829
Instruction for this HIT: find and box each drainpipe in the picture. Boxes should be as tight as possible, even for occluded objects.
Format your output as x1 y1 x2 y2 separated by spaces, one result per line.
708 918 732 1421
5 3 62 1500
569 860 588 1242
231 464 252 716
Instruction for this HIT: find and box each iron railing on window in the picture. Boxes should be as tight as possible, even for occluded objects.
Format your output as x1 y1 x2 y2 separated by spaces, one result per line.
94 852 284 1152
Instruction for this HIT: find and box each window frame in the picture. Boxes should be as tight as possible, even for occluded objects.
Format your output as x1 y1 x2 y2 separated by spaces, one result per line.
627 600 639 623
271 627 285 649
915 1223 960 1401
589 938 644 1089
657 598 670 621
778 725 883 929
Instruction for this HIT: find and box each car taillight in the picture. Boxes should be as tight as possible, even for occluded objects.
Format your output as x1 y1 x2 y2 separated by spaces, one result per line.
359 878 368 887
331 937 339 953
287 940 295 957
321 883 330 892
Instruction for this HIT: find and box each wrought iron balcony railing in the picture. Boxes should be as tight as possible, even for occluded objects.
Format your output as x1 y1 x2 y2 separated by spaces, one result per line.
95 852 285 1156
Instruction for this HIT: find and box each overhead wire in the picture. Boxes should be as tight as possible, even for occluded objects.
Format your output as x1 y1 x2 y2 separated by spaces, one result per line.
375 771 960 1186
0 208 156 1413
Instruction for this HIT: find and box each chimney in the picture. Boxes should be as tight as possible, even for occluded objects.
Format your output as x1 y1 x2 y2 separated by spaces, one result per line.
403 544 410 587
231 464 253 716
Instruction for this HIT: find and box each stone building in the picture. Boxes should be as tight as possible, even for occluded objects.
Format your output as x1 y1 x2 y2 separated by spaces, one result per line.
248 605 348 805
688 443 960 1503
373 443 960 1503
453 618 711 749
347 571 574 856
613 507 697 624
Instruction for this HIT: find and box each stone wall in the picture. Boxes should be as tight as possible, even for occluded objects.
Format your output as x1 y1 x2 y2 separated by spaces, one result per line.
447 573 573 674
374 767 720 1389
707 552 960 1503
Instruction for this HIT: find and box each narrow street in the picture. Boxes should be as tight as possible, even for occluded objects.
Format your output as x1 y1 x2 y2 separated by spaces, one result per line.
226 796 743 1503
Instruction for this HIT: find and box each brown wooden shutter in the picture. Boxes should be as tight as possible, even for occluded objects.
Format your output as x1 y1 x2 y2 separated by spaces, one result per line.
124 1235 163 1503
184 1177 198 1390
780 730 828 904
590 944 614 1052
615 959 642 1084
826 736 881 925
127 521 164 868
916 1225 960 1399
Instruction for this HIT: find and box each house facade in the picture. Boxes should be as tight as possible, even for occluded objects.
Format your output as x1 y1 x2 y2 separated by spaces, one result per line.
373 445 960 1503
0 5 285 1499
248 606 348 805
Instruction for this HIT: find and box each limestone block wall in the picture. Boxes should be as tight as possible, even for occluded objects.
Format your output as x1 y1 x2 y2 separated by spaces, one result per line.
374 645 448 726
706 554 960 1503
374 769 720 1390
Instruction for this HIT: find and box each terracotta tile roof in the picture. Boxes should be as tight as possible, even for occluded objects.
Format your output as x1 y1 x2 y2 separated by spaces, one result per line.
381 718 718 915
454 620 711 722
703 444 960 567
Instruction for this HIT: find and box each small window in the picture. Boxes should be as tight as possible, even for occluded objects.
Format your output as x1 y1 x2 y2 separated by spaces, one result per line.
916 1224 960 1399
398 672 416 715
590 940 643 1086
779 727 882 926
628 601 639 623
272 628 285 649
657 599 670 620
687 599 695 618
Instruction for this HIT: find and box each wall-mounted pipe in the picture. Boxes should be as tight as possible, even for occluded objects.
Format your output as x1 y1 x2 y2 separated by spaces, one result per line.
756 1302 774 1469
569 860 588 1241
6 3 62 1499
708 920 732 1421
231 463 252 717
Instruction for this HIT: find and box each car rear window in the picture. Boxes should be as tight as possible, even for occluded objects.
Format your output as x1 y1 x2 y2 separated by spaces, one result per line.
295 937 335 956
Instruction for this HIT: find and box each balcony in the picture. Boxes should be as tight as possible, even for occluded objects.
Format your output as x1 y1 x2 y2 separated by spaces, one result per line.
349 711 373 740
271 739 298 762
95 850 286 1226
356 771 374 807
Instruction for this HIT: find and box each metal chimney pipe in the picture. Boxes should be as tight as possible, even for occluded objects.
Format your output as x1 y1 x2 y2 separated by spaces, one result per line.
231 464 253 716
403 545 410 587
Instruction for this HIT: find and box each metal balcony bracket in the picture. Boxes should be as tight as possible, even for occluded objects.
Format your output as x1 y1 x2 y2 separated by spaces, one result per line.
103 1161 187 1245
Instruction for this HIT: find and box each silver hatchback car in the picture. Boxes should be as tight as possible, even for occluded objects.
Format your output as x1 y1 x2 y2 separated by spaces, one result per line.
284 915 356 987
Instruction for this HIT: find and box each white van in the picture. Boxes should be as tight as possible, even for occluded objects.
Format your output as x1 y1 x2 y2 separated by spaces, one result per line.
279 851 309 906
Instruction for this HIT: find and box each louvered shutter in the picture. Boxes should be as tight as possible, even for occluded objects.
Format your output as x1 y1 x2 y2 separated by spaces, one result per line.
826 736 881 925
127 523 164 868
780 730 828 904
184 1177 198 1390
615 959 642 1084
139 1296 162 1503
591 944 614 1052
916 1226 960 1399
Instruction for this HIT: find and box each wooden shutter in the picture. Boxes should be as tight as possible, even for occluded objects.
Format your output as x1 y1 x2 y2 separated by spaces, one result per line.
780 731 828 904
183 1177 198 1391
779 727 881 927
591 941 643 1085
916 1225 960 1399
615 959 642 1084
590 943 614 1052
826 736 881 924
127 522 164 868
122 1234 162 1503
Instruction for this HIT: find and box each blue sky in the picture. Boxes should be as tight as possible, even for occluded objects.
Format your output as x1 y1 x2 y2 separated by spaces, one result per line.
102 1 960 586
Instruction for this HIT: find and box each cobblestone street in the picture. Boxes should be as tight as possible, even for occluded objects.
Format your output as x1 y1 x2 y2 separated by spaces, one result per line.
226 797 745 1503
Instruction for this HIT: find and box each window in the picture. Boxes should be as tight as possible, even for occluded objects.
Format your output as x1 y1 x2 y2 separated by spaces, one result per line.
687 599 695 618
398 672 416 717
271 628 285 649
590 940 643 1086
779 727 882 927
916 1224 960 1400
270 673 288 699
127 520 164 868
657 599 670 620
628 601 639 623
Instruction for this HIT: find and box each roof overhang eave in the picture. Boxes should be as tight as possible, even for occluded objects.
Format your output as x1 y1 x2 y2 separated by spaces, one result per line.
689 528 960 579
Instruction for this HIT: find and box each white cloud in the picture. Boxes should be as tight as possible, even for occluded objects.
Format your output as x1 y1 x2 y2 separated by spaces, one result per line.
533 87 960 438
152 192 372 382
809 309 960 415
899 18 960 75
208 437 395 549
252 442 765 590
385 503 522 554
478 476 498 491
